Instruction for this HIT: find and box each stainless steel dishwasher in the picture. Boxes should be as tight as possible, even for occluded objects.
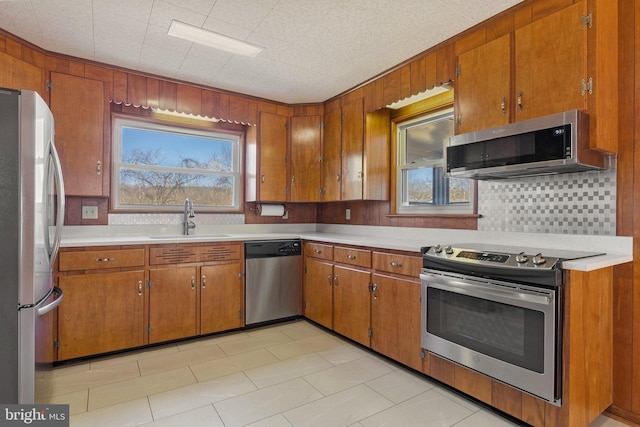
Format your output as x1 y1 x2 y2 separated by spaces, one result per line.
245 240 302 326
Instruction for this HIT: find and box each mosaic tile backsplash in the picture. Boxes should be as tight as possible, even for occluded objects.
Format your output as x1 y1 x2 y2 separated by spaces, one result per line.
109 213 245 226
477 168 616 235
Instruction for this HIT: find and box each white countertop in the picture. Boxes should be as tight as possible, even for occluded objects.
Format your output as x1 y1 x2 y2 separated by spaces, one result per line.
60 224 633 272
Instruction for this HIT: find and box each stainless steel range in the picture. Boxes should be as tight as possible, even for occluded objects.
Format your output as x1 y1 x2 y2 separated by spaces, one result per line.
420 243 602 406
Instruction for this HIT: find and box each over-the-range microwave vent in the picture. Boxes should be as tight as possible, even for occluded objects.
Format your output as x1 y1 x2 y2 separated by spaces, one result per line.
446 110 613 180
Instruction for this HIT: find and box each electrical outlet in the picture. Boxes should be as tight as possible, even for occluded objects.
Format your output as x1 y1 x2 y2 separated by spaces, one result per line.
346 208 351 220
82 205 99 220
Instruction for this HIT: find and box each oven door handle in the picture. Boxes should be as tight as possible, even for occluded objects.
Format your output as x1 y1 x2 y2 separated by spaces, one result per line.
422 273 554 307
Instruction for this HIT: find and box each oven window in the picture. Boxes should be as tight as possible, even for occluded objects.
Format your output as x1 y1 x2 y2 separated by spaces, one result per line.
427 287 545 373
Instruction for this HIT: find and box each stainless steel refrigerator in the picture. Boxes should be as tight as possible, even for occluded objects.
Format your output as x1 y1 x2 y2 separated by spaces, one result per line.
0 88 65 404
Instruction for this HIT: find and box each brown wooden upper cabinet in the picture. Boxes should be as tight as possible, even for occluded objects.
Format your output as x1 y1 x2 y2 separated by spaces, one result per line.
254 111 288 202
290 115 322 202
49 72 105 196
321 99 390 202
454 0 617 153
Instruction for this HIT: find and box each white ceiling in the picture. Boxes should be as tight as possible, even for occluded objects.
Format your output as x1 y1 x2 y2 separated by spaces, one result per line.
0 0 522 104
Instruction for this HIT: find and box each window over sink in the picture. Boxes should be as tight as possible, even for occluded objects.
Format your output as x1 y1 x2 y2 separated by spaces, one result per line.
396 107 474 214
112 117 242 211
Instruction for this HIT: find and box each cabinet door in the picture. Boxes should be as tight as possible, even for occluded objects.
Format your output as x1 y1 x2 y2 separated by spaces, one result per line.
201 263 243 334
290 115 321 202
341 99 364 200
0 51 45 96
456 34 511 134
371 274 422 370
58 271 145 360
322 108 342 201
258 112 288 201
333 265 371 346
149 267 198 343
303 257 334 329
515 2 587 121
50 72 104 196
363 109 390 201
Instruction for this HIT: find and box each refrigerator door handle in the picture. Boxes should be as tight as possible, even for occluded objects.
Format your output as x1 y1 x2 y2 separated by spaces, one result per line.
46 142 65 266
36 286 63 316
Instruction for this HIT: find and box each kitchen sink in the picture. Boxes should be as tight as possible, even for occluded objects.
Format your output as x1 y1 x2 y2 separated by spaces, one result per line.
148 234 232 239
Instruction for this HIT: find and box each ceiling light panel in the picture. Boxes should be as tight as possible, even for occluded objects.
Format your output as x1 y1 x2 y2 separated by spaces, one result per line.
168 20 263 57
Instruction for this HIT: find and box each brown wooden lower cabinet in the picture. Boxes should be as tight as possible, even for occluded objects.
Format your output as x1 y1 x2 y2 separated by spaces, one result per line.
333 265 371 346
200 262 244 335
57 270 145 360
303 257 334 329
148 266 198 344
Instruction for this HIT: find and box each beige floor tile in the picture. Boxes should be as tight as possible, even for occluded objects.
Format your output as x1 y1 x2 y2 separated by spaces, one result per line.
176 330 251 352
89 345 179 370
267 334 342 360
35 361 141 398
360 389 474 426
141 405 224 427
38 361 91 379
70 397 153 427
278 321 327 340
244 414 293 427
214 378 323 427
432 385 483 412
454 409 520 426
590 415 632 427
36 389 88 415
283 384 394 427
137 343 226 376
218 330 293 356
148 372 257 420
366 369 436 403
303 356 394 395
190 348 279 382
88 367 196 411
244 353 334 388
315 343 370 366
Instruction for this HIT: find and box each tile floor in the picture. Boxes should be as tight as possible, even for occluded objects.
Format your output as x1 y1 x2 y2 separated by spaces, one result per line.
35 320 628 427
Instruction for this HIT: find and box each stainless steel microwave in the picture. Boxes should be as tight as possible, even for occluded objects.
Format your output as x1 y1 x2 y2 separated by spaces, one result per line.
446 110 611 179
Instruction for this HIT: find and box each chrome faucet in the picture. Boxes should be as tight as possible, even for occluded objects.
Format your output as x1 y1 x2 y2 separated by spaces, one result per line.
183 198 196 235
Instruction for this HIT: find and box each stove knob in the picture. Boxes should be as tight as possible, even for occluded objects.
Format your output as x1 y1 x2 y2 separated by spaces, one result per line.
433 244 442 253
515 252 528 263
532 253 546 265
445 245 454 255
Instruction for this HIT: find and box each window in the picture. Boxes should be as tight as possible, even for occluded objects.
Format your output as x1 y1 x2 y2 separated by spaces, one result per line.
396 108 473 214
112 118 242 211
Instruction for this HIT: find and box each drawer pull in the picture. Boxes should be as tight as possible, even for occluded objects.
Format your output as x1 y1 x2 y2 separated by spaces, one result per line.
314 249 323 254
96 257 114 262
202 275 207 289
390 261 404 267
137 280 143 296
346 254 357 260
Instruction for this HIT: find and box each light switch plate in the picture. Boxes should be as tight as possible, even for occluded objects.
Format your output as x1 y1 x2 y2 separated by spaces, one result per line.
346 208 351 220
82 205 99 220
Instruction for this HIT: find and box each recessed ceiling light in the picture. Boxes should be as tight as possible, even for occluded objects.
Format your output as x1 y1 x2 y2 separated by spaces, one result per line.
168 20 263 57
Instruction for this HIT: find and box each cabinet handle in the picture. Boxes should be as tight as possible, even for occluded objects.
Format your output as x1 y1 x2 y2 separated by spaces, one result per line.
517 91 524 111
500 96 507 115
95 257 114 262
191 276 195 290
334 274 338 287
314 249 323 254
346 254 357 260
261 174 265 183
291 176 295 186
336 175 341 181
327 274 332 286
96 160 102 175
137 280 143 296
390 261 404 267
372 283 378 300
202 275 206 289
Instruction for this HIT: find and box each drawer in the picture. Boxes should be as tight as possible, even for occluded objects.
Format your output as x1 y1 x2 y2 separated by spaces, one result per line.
334 246 371 268
59 248 145 271
373 252 422 277
150 246 198 265
200 244 241 262
304 242 333 260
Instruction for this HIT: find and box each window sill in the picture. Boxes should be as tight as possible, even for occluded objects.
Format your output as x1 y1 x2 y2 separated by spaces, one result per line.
386 213 481 219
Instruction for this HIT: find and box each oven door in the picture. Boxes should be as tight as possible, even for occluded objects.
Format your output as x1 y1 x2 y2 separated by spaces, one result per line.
421 269 561 405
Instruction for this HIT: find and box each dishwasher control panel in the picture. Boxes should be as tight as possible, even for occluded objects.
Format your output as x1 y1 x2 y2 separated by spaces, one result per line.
245 240 301 258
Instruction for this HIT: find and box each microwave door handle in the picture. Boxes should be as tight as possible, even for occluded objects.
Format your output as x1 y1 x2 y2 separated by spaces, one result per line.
36 287 63 316
427 277 553 307
48 142 65 265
